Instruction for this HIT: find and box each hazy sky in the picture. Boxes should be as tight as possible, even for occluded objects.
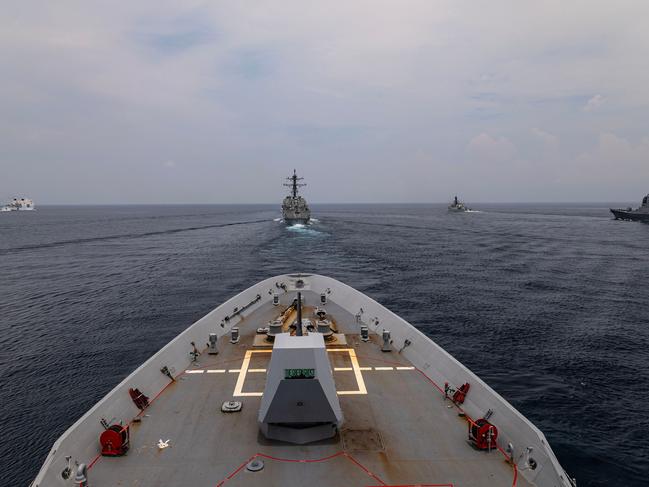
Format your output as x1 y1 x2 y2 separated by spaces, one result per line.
2 1 649 203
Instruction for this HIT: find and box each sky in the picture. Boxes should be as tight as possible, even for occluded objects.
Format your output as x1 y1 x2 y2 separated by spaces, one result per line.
1 1 649 204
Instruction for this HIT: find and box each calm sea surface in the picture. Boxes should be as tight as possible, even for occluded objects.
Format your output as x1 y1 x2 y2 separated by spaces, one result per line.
1 204 647 486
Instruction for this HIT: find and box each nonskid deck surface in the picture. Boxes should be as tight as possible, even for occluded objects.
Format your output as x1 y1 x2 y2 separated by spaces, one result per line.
89 300 525 487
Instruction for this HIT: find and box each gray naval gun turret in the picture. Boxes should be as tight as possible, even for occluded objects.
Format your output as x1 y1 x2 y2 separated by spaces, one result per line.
610 194 649 222
282 169 311 224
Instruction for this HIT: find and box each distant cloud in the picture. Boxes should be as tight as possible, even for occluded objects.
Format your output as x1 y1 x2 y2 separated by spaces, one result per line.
563 133 649 185
531 128 558 147
468 133 516 161
578 133 649 165
2 2 649 202
133 11 216 55
583 94 606 112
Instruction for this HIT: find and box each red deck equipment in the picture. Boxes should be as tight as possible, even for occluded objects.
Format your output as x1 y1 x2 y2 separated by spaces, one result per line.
129 387 149 410
452 382 470 404
99 424 130 456
468 418 498 451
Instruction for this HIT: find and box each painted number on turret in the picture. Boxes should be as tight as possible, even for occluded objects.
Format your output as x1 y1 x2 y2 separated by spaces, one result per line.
285 368 315 379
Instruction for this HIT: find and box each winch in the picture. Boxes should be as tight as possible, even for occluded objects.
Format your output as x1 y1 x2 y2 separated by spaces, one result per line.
99 423 130 456
468 418 498 451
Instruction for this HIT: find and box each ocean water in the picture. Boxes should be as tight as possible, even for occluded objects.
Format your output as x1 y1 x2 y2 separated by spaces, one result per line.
1 204 647 486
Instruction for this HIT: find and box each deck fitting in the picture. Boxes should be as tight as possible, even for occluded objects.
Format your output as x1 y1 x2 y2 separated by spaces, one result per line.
246 459 264 472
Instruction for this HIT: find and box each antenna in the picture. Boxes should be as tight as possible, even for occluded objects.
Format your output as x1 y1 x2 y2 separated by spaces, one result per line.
295 292 303 336
283 169 306 198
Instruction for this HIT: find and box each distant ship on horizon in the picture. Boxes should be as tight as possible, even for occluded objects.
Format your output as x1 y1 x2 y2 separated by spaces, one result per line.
448 195 470 212
281 170 311 225
1 197 35 212
610 194 649 222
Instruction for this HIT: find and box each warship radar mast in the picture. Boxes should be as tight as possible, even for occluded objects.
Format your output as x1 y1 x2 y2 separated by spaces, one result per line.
284 169 306 198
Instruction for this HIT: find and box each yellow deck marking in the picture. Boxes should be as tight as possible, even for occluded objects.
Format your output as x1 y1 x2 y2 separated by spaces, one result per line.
233 349 272 397
232 348 368 397
334 367 353 371
375 366 394 371
396 366 415 370
328 348 367 395
185 370 204 374
206 369 226 373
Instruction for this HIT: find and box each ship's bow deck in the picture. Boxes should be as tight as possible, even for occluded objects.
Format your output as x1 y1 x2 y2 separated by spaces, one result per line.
89 300 525 487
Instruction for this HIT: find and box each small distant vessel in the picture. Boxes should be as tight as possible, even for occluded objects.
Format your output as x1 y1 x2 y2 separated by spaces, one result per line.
448 195 470 212
282 170 311 224
1 197 35 212
610 194 649 222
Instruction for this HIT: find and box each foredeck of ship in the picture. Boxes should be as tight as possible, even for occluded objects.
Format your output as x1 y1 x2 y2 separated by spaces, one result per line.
88 301 526 487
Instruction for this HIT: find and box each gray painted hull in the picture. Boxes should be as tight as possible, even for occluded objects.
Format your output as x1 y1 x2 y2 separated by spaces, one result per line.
610 208 649 222
283 208 311 225
284 217 310 225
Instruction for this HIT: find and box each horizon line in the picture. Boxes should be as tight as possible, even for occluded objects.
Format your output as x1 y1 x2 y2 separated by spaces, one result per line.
24 201 632 206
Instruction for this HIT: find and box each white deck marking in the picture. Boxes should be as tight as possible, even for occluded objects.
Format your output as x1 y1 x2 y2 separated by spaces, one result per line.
233 349 272 397
396 366 415 370
231 348 369 397
206 369 226 374
228 369 241 373
328 348 367 395
185 370 204 374
375 366 394 371
359 366 372 371
334 367 353 371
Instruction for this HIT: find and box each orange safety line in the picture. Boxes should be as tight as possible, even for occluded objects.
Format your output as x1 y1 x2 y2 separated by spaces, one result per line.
215 455 257 487
257 451 346 463
343 452 386 485
340 354 517 487
413 367 519 487
215 451 387 487
87 370 186 471
497 446 518 487
87 453 101 469
414 367 447 395
134 372 183 419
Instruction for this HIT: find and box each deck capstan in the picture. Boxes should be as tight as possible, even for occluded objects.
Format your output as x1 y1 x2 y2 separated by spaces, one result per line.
258 332 343 444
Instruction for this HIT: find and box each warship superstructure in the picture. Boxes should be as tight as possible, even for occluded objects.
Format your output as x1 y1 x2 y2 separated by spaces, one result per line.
32 274 576 487
610 194 649 222
282 170 311 224
1 197 35 211
448 195 470 212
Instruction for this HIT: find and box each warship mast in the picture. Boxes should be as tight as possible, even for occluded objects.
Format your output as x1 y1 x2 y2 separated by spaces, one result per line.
284 169 306 198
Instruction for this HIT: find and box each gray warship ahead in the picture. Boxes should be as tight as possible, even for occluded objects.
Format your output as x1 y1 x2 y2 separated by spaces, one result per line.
448 195 470 212
282 170 311 225
32 274 577 487
610 194 649 222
